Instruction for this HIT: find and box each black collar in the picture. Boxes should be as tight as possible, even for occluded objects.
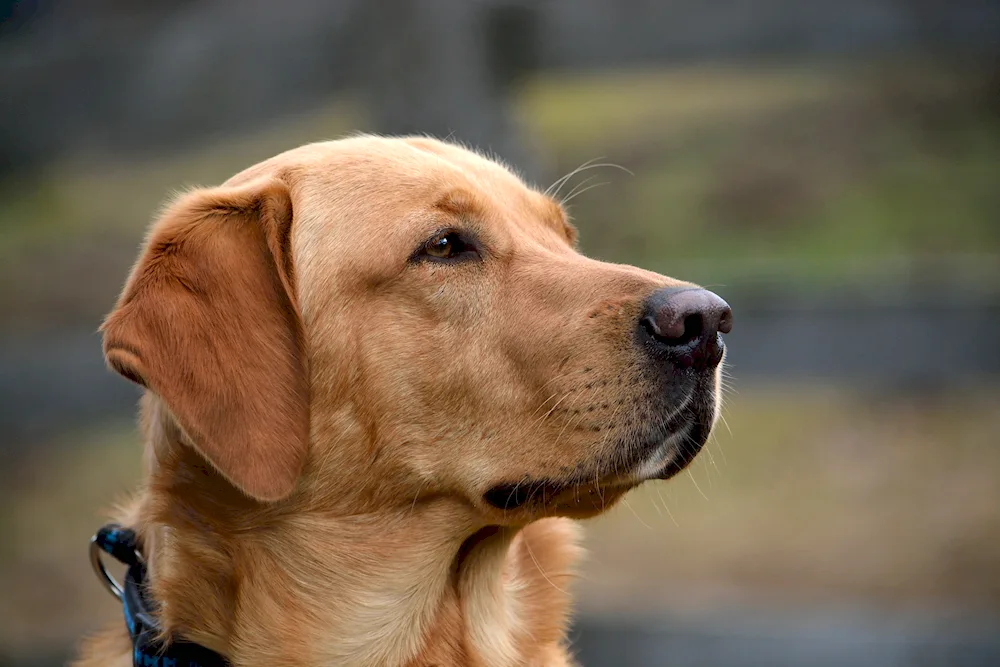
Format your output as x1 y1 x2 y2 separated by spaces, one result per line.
91 524 230 667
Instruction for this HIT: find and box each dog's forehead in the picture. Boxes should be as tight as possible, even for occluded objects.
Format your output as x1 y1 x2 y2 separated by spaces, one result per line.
297 136 534 205
283 137 565 247
257 137 571 313
226 138 569 243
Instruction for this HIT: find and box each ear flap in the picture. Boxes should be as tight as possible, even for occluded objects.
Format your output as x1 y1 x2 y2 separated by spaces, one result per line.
101 178 309 501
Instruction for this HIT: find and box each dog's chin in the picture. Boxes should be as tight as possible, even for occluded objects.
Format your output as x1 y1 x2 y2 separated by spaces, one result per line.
635 411 716 482
614 388 718 484
481 402 716 521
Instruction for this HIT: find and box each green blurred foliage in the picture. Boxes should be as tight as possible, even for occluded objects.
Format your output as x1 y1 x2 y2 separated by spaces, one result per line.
521 63 1000 283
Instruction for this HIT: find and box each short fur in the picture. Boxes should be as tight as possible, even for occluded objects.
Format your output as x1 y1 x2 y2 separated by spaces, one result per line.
75 136 723 667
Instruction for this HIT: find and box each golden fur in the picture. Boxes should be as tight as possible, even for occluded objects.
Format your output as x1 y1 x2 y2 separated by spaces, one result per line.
75 136 724 667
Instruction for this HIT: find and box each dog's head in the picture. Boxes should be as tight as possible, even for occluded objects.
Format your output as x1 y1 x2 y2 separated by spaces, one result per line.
102 136 730 524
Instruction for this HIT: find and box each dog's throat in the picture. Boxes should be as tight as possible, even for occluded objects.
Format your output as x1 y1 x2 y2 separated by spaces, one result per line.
455 525 504 570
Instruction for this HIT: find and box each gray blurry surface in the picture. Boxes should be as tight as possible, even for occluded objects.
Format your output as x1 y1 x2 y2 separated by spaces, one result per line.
723 287 1000 386
3 0 999 169
0 331 139 446
7 612 999 667
572 612 1000 667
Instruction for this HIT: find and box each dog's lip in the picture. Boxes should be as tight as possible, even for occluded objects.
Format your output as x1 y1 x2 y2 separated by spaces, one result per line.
482 477 638 514
482 393 715 512
651 415 712 480
628 388 716 481
480 423 697 512
482 472 636 511
631 423 693 481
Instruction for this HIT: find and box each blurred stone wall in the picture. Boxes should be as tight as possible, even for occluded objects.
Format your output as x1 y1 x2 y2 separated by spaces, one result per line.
2 0 998 171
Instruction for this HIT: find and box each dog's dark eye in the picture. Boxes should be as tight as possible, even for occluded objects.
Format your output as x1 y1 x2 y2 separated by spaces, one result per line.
419 231 479 262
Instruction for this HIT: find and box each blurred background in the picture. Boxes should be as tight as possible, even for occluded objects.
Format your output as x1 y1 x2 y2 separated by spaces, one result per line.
2 1 999 665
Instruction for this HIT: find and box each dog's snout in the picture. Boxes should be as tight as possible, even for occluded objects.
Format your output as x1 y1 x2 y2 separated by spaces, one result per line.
640 287 732 370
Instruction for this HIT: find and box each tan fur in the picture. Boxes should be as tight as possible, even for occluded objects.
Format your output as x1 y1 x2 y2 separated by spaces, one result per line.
74 136 722 667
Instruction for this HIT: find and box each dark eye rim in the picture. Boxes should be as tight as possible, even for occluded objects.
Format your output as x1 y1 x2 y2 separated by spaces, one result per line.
411 228 483 264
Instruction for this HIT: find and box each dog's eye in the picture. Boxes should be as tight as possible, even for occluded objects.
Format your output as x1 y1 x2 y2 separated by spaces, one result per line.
419 231 479 262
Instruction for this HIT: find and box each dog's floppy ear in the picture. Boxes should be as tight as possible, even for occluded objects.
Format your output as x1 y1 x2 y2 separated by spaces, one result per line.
101 178 308 502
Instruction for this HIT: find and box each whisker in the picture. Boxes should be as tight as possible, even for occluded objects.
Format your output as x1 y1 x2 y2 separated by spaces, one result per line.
524 533 570 595
408 480 426 517
656 486 679 527
545 160 634 200
532 391 574 427
501 475 528 521
529 366 579 400
644 486 663 516
718 411 733 439
703 442 720 476
530 392 560 418
621 496 652 530
552 404 591 447
595 399 626 458
594 467 604 507
544 157 604 198
562 181 610 206
560 174 599 202
682 429 711 502
686 469 709 502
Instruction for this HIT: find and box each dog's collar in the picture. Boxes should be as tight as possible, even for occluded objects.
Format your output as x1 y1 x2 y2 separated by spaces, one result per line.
90 524 230 667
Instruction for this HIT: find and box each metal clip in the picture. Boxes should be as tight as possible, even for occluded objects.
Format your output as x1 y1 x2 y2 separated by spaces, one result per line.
89 534 126 600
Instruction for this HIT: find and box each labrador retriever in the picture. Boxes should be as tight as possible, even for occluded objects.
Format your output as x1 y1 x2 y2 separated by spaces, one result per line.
74 136 731 667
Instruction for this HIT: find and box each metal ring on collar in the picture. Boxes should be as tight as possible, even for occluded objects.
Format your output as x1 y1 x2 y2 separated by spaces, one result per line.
89 534 125 600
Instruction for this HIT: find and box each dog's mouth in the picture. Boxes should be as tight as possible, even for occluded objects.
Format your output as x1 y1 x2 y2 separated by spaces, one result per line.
483 392 716 516
482 477 638 515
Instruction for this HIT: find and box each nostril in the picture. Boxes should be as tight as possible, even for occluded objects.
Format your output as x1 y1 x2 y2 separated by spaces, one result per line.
678 314 703 345
640 315 661 341
643 312 703 347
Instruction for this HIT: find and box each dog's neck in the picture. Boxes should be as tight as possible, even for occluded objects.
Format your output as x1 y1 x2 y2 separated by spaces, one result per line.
127 395 580 667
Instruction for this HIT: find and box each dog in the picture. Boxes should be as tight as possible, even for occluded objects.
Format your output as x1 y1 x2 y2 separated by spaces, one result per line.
74 136 731 667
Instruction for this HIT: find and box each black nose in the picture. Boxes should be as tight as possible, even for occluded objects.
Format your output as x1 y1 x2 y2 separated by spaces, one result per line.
639 287 733 371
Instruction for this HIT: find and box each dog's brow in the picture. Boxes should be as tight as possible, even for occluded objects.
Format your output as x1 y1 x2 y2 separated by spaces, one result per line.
541 197 577 244
434 189 486 219
542 197 567 226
